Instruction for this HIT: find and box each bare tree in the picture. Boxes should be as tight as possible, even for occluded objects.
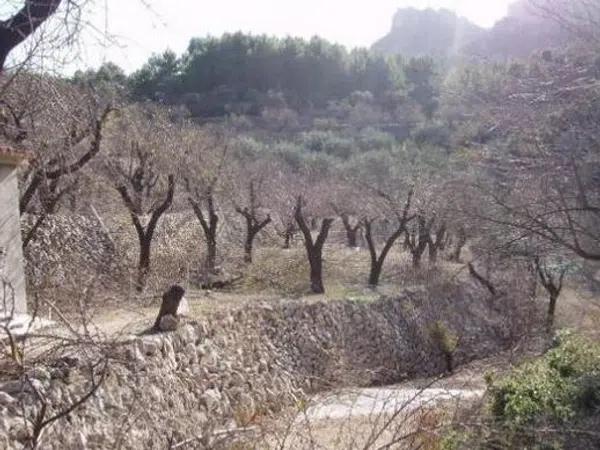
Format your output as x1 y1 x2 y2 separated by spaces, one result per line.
363 189 414 286
0 0 63 71
187 183 219 274
280 221 298 249
459 50 600 274
182 126 230 276
114 146 174 293
406 213 434 268
534 256 567 331
230 162 274 263
330 183 364 249
340 213 361 248
449 225 467 262
427 220 447 265
0 75 114 247
236 188 271 263
528 0 600 44
294 196 334 294
106 106 177 292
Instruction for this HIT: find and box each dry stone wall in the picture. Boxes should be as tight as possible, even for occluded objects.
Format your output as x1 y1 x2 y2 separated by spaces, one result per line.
0 282 536 449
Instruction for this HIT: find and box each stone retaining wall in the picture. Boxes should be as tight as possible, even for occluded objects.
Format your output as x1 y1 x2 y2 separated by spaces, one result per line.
0 282 536 449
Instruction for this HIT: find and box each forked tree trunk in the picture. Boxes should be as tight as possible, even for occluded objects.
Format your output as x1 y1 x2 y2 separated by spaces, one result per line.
118 175 175 293
534 257 566 332
294 197 334 294
428 222 447 264
364 219 406 287
450 227 467 262
362 190 414 287
237 206 271 263
406 215 430 268
341 213 361 248
188 188 219 275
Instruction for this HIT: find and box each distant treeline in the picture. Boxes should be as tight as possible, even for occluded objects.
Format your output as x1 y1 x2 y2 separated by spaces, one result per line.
74 33 439 117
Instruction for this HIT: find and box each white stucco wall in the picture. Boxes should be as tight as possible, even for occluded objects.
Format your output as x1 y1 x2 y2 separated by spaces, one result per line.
0 164 27 315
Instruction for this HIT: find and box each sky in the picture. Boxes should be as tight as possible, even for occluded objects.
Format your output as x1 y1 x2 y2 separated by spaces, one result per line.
72 0 514 73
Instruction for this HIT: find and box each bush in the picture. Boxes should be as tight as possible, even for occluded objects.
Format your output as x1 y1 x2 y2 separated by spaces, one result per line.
428 320 459 372
429 321 459 355
489 332 600 427
444 333 600 449
299 130 354 159
357 127 396 151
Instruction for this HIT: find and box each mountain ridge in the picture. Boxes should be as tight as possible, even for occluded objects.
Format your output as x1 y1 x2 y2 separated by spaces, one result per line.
372 3 569 60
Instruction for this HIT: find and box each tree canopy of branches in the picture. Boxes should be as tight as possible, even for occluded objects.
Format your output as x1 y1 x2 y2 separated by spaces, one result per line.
363 188 414 286
182 126 230 277
0 75 114 246
0 0 62 71
106 105 177 292
466 52 600 263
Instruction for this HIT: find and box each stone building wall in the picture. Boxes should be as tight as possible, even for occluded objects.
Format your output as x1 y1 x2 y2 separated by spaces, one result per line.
0 164 27 315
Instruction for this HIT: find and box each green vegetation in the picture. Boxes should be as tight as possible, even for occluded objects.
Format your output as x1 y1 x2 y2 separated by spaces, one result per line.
490 332 600 426
127 33 406 114
428 321 459 373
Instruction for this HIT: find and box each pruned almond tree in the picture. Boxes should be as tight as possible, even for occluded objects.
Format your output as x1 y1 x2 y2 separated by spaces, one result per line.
0 74 114 247
105 105 177 292
229 160 275 263
181 125 230 277
294 195 335 294
363 188 415 286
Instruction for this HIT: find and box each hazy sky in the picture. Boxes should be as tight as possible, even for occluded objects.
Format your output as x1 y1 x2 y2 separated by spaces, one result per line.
76 0 514 73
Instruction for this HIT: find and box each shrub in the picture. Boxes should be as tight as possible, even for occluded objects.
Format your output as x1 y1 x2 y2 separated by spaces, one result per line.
428 320 459 373
299 130 354 159
489 332 600 427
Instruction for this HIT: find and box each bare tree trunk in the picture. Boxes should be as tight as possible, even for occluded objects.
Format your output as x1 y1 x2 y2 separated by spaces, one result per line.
282 223 296 249
0 0 63 71
283 229 292 249
137 236 152 293
236 207 271 264
450 227 467 262
244 234 254 263
428 222 447 265
468 262 497 297
547 293 559 332
406 215 430 268
294 197 334 294
534 257 566 332
189 188 219 275
341 213 360 248
308 252 325 294
118 175 175 293
364 219 407 287
206 236 217 273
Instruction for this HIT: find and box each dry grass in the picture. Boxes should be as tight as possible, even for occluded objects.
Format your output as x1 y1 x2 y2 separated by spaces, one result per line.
554 286 600 340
